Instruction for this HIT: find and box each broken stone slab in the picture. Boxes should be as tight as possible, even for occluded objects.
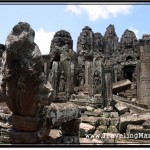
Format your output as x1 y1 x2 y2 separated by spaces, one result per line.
126 124 150 139
86 106 95 112
119 113 150 133
49 129 61 140
49 129 61 144
80 123 95 137
101 112 111 118
93 94 103 104
113 95 148 114
99 117 110 126
104 106 114 112
78 106 87 113
131 98 137 103
107 126 118 133
81 116 100 126
113 79 132 93
94 108 104 117
94 129 103 135
84 111 97 117
126 124 143 134
44 102 80 127
115 102 130 115
97 126 107 133
109 118 119 126
110 112 119 118
110 99 117 107
142 119 150 129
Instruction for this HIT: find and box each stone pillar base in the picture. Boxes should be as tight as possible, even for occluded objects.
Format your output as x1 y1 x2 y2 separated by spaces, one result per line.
10 128 39 144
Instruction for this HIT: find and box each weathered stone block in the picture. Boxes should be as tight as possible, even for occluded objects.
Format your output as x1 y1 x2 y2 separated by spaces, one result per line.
94 129 103 135
110 99 117 107
119 114 150 133
126 124 150 139
78 106 87 113
81 116 99 126
86 106 95 112
94 108 103 117
126 124 143 134
110 118 119 126
11 115 39 132
104 106 114 112
80 123 95 137
10 129 39 144
115 102 130 115
97 126 107 133
99 117 110 126
113 79 131 94
110 112 119 118
61 119 80 136
102 112 111 118
142 119 150 129
45 102 80 126
85 111 97 117
49 129 61 144
107 126 118 133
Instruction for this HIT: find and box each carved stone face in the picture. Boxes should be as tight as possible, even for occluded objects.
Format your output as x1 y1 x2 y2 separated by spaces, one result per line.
53 38 61 47
108 29 113 38
94 33 103 46
120 30 137 49
122 34 132 47
50 30 73 51
12 22 35 43
81 32 87 43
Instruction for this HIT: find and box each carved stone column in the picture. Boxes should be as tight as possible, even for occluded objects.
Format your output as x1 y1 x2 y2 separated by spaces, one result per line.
137 36 150 105
105 72 113 106
1 22 53 144
84 55 93 96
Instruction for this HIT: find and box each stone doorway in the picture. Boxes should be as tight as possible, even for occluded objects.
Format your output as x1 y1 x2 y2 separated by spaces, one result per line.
123 65 135 82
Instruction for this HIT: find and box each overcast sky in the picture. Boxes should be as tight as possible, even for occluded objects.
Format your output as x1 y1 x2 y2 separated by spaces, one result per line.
0 3 149 54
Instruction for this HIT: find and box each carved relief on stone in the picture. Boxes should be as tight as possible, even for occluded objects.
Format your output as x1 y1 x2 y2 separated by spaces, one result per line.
49 30 74 68
59 71 66 92
120 29 137 50
0 22 54 143
103 24 119 56
93 70 101 94
77 26 94 57
93 32 104 54
77 64 85 87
